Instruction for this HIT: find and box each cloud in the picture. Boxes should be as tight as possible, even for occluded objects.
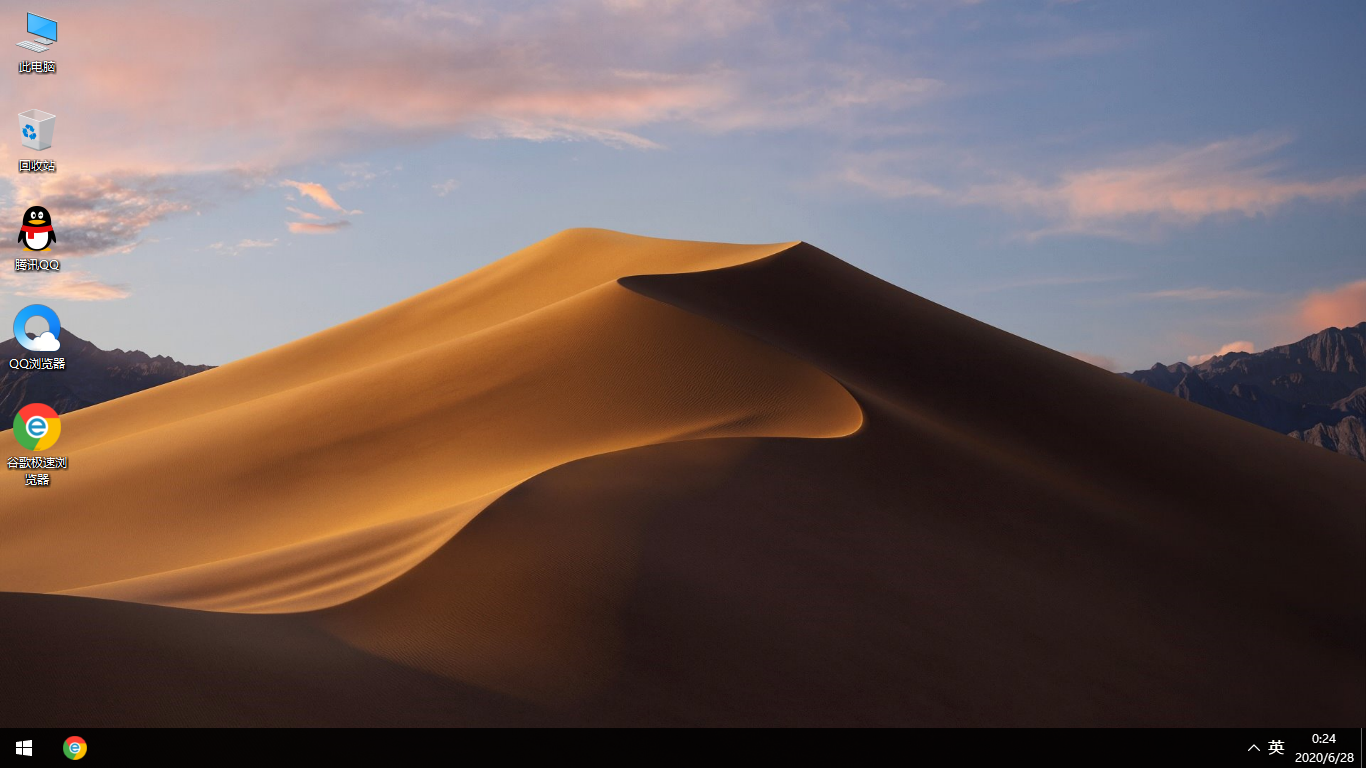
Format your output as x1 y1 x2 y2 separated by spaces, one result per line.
286 207 324 222
841 136 1366 239
598 0 766 36
54 1 896 173
3 172 256 258
972 274 1128 294
281 180 358 233
1155 279 1365 365
28 332 61 351
281 181 360 215
2 270 132 302
465 119 665 149
839 166 946 200
9 3 939 264
208 238 279 256
1187 340 1255 366
1135 287 1261 301
1048 138 1362 217
337 162 382 191
1298 279 1366 334
288 221 351 235
1068 351 1118 371
433 179 460 197
693 72 944 134
987 136 1366 235
36 0 956 183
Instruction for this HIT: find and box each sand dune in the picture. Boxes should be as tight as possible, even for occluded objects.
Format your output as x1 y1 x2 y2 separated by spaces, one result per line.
1 230 1361 726
0 233 860 611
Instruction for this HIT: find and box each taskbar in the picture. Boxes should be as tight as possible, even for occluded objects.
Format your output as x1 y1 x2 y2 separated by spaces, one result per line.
2 726 1362 761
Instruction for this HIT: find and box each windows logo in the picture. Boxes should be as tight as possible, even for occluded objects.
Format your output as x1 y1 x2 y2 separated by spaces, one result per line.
16 739 32 756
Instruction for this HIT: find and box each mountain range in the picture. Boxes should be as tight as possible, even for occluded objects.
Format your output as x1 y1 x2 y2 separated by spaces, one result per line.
6 319 1360 464
1121 322 1365 460
0 330 212 419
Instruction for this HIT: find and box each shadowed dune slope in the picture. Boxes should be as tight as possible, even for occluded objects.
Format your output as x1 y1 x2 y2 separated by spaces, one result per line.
1 231 1361 726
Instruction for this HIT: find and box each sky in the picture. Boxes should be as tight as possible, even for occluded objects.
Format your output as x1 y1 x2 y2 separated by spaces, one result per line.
1 0 1363 371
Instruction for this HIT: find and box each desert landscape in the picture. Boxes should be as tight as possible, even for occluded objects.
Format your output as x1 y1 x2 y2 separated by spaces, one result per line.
1 229 1362 726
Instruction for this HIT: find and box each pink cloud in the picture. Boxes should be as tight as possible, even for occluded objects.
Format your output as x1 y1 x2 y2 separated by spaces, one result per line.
280 180 357 234
839 166 946 200
1299 280 1366 333
48 2 758 173
287 221 351 235
1187 340 1255 366
39 1 916 176
1052 137 1366 223
286 207 324 222
1155 279 1366 366
2 172 249 258
0 2 931 266
1135 287 1260 301
843 136 1366 239
1 271 130 301
281 181 358 215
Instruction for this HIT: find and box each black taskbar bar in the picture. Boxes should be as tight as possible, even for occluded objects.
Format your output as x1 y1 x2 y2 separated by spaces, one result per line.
1 727 1361 761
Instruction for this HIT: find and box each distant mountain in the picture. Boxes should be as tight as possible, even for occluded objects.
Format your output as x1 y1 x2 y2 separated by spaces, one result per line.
1122 321 1366 460
0 330 213 417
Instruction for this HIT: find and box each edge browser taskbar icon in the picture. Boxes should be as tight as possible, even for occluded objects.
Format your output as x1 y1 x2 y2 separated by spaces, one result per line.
13 303 61 352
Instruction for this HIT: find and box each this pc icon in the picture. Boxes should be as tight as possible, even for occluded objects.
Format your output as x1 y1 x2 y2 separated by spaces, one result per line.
16 13 56 53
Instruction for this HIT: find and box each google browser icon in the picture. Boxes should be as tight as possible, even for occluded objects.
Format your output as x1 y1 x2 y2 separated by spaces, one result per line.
13 403 61 451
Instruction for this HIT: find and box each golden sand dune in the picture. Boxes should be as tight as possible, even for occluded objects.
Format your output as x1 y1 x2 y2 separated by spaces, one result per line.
0 230 1361 726
0 231 860 611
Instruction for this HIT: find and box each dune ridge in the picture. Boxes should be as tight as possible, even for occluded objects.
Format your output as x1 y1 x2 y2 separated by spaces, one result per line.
58 487 510 613
0 230 861 612
1 229 1360 726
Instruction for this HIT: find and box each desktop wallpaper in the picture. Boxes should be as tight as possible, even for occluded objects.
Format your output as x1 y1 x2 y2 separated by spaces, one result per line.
0 1 1362 727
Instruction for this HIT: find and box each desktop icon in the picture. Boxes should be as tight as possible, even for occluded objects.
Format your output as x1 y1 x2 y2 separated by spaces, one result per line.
16 12 56 53
63 736 85 761
14 404 61 451
18 109 55 151
18 205 56 251
13 304 60 352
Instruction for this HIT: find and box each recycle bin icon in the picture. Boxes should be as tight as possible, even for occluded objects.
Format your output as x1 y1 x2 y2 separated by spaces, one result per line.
19 109 55 151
